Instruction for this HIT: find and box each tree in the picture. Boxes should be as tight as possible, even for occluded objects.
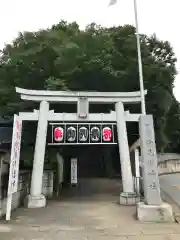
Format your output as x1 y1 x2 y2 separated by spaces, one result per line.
0 21 178 152
164 98 180 152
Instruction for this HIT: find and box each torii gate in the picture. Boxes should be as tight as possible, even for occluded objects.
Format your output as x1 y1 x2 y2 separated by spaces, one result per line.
14 87 148 208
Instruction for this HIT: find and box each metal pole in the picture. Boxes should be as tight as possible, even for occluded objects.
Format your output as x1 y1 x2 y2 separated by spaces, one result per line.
133 0 146 115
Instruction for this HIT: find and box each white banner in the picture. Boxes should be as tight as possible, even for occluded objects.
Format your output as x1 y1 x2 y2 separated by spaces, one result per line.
71 158 77 184
8 115 22 194
6 114 22 220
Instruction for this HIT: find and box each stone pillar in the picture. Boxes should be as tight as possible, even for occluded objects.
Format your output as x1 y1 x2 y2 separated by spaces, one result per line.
134 148 140 196
137 115 174 222
139 115 161 205
115 102 136 204
25 101 49 208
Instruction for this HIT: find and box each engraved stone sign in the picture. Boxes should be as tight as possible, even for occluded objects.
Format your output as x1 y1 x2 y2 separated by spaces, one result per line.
139 115 161 205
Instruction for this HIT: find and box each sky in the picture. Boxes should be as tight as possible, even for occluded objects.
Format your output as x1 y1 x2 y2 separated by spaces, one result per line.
0 0 179 100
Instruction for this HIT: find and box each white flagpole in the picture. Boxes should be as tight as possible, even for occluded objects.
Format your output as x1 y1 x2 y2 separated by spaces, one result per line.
109 0 146 114
133 0 146 114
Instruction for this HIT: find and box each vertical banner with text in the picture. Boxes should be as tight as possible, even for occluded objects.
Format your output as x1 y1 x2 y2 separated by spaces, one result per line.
71 158 77 185
6 114 22 221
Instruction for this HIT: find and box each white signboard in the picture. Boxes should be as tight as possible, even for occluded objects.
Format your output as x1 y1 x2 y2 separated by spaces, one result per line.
71 158 77 184
6 114 22 221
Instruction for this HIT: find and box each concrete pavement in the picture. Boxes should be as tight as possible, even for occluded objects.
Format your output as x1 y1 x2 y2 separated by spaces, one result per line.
1 200 180 240
160 174 180 216
0 178 180 239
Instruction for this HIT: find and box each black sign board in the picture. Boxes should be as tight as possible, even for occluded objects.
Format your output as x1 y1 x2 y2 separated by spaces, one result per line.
49 123 117 145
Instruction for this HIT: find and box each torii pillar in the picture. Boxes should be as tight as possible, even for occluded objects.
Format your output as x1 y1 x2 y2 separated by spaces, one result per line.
115 102 136 204
25 100 49 208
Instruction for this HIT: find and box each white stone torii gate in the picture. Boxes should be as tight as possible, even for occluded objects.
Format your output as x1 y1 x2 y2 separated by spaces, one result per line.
16 87 147 208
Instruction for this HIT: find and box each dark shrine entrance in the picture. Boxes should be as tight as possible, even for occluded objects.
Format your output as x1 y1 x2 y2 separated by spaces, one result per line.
62 145 120 180
56 145 122 201
77 146 107 178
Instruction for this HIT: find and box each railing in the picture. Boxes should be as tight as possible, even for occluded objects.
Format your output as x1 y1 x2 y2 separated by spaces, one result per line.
129 139 180 206
0 171 30 217
133 176 143 195
129 138 143 198
0 170 54 218
157 153 180 175
119 176 144 205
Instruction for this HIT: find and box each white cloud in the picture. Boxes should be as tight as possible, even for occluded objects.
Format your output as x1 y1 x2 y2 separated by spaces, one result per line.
0 0 179 100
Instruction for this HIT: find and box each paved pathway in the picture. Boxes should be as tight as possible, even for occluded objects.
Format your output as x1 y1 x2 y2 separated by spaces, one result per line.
160 174 180 211
0 178 180 239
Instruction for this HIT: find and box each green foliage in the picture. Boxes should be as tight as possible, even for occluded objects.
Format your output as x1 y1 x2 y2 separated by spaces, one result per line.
0 21 178 152
164 98 180 152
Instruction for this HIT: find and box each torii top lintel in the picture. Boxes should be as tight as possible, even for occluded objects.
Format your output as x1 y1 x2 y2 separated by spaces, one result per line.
15 87 147 104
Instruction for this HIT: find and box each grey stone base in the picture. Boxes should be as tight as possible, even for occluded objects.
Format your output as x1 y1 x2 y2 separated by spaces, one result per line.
137 202 174 222
119 192 139 205
24 194 46 208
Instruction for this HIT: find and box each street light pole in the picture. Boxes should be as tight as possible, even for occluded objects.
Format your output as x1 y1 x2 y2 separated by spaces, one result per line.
133 0 146 115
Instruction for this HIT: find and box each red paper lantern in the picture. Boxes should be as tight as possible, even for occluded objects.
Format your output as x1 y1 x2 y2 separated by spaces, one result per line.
54 127 64 142
103 127 112 142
